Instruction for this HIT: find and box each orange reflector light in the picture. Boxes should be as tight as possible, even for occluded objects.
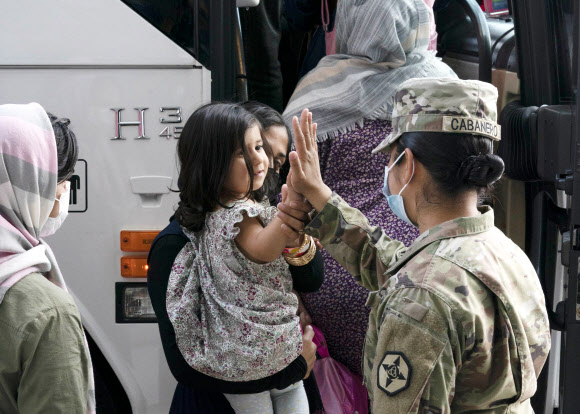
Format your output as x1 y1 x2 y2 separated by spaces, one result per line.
121 256 149 278
120 231 160 252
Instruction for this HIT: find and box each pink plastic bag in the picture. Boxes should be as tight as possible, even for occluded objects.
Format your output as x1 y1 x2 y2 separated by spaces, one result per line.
311 326 368 414
312 325 330 359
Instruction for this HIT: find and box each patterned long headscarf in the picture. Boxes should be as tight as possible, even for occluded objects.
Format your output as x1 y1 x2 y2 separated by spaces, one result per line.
283 0 457 141
0 103 96 413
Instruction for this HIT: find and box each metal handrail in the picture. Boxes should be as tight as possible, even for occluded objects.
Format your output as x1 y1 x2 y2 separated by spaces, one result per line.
456 0 493 82
209 0 237 100
235 8 248 102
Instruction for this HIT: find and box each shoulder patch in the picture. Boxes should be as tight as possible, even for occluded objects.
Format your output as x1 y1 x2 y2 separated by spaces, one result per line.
377 351 412 396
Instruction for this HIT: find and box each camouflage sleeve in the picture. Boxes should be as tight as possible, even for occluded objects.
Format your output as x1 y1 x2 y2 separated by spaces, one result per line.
305 192 407 291
371 287 458 414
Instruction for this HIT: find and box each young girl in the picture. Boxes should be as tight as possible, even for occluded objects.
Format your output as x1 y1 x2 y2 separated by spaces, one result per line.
166 103 316 414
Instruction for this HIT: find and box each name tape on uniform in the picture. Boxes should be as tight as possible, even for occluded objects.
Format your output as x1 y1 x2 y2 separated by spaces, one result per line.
442 116 501 141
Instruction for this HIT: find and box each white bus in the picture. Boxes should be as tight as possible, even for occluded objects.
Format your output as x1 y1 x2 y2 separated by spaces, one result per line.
1 0 578 412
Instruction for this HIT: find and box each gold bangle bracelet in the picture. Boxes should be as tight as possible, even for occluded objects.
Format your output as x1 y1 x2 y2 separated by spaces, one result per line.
283 233 310 256
284 238 317 266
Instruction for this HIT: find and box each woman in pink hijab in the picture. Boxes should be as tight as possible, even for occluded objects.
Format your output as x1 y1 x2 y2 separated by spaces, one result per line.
0 103 95 413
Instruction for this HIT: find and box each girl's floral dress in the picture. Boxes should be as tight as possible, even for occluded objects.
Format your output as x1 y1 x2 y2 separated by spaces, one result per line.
167 200 302 381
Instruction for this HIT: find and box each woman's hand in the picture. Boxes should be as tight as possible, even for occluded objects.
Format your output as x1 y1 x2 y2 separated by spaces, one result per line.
288 109 332 212
293 289 313 331
301 325 317 379
298 297 313 331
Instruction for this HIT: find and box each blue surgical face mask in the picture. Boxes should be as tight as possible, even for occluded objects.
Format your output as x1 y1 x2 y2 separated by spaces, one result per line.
382 152 415 226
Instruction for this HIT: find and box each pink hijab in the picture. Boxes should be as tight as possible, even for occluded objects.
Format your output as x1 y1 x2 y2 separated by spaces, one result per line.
0 103 96 413
0 103 64 296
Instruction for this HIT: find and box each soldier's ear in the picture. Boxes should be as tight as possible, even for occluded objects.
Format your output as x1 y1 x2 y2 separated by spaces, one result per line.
402 148 415 183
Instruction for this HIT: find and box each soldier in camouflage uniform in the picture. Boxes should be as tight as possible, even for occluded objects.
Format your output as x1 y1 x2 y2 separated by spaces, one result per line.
278 78 551 413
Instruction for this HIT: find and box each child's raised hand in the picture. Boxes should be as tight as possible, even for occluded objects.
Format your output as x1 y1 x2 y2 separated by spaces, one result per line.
285 170 303 203
289 109 332 211
278 183 315 243
281 183 288 204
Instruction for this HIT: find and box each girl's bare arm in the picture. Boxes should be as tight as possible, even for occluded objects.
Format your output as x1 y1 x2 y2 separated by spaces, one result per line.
235 214 294 263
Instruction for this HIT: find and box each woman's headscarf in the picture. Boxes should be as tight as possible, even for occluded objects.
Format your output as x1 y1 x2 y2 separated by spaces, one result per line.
0 103 96 413
0 103 66 298
283 0 457 141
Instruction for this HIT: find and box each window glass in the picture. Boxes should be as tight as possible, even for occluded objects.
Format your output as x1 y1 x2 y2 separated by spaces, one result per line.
554 0 576 103
121 0 210 68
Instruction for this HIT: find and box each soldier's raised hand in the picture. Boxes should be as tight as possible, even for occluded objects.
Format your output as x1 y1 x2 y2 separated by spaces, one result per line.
289 108 332 211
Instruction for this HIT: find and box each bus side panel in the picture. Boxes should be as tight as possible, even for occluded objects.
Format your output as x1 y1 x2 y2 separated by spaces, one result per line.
0 67 208 413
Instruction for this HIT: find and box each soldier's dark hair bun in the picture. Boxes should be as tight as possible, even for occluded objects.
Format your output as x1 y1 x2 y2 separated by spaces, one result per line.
395 132 504 196
458 154 504 187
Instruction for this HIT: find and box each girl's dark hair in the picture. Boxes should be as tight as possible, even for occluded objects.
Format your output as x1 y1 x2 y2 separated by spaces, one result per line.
47 113 78 182
394 132 505 197
175 102 266 232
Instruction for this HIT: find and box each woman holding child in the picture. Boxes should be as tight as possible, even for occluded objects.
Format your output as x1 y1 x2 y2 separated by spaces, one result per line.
148 102 324 413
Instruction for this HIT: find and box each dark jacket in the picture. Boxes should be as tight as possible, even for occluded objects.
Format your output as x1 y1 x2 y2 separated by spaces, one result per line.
284 0 336 79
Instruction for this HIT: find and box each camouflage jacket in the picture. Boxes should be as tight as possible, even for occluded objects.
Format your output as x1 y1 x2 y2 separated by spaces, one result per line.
306 193 551 413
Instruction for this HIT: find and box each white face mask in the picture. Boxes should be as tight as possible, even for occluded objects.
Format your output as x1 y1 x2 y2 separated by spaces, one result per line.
40 181 70 238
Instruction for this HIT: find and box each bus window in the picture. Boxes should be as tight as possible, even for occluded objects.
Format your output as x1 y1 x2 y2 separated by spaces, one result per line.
122 0 210 68
554 0 576 103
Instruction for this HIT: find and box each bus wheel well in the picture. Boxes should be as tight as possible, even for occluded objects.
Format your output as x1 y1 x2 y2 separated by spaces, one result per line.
85 330 133 414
